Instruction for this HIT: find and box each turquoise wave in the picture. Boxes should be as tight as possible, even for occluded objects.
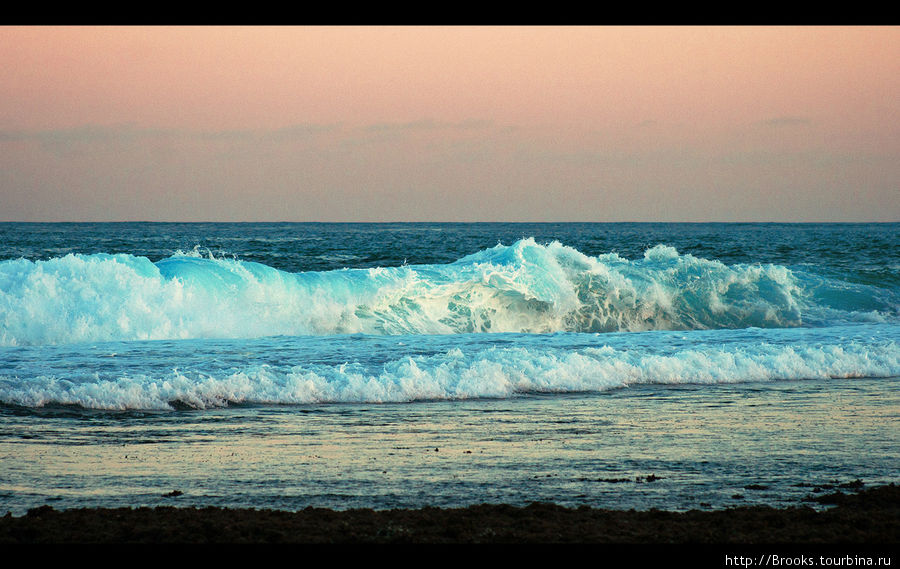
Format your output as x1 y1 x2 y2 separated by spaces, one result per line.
0 239 896 346
2 329 898 409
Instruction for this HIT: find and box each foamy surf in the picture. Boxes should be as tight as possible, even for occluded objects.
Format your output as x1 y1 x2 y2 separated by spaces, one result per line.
1 223 898 516
1 326 897 410
1 239 894 347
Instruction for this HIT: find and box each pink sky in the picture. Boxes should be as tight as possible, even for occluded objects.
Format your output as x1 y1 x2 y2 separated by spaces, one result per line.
1 26 898 221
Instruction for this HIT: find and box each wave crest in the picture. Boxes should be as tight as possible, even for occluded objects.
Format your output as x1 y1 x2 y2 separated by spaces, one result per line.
0 239 889 345
3 337 897 410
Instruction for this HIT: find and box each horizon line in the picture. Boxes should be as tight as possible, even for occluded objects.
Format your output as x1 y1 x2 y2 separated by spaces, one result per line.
2 219 898 224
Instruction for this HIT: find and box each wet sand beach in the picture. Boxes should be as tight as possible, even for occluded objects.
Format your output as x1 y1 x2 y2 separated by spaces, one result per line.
2 484 897 544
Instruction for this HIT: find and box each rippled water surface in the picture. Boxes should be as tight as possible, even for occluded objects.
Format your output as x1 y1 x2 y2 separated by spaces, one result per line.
1 222 897 515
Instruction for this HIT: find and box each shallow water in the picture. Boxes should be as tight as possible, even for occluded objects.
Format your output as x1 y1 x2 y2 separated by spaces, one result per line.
2 376 897 515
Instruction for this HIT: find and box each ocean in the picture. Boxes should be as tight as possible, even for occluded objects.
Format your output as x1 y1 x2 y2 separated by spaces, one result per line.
1 222 897 516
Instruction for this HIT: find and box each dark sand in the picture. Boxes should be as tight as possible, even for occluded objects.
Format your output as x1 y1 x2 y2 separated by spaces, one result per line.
1 485 898 545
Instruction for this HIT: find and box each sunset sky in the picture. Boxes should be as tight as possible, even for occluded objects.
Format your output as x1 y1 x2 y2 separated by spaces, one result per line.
1 26 897 222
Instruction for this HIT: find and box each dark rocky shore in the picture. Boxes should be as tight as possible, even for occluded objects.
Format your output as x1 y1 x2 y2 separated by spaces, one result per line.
2 484 898 544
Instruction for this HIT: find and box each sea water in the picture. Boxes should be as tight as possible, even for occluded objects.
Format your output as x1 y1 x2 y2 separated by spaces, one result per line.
0 222 897 515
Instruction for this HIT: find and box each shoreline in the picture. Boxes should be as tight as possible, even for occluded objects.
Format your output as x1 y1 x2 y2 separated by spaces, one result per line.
2 484 897 544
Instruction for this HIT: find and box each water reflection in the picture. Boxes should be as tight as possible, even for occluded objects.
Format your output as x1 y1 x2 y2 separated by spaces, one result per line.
1 376 897 516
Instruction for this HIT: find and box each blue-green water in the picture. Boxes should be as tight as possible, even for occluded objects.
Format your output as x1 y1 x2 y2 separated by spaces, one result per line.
0 222 897 515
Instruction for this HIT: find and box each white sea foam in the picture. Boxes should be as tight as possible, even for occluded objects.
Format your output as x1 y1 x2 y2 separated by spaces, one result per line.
1 335 897 410
0 239 895 346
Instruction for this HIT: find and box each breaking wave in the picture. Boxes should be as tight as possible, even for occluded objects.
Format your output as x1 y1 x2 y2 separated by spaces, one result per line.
2 333 898 410
0 239 896 346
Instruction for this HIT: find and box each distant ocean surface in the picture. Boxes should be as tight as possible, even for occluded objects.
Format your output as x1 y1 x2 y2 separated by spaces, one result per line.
1 222 898 515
